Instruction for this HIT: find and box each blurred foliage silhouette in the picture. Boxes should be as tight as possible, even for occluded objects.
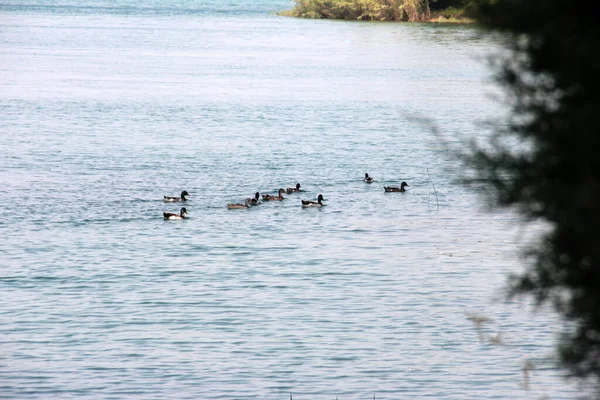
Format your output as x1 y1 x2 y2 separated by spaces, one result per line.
464 0 600 390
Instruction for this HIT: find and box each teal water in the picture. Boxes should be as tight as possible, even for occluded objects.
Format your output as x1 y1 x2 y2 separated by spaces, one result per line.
0 1 581 399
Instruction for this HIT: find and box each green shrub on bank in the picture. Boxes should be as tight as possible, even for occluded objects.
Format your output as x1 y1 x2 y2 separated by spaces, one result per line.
438 6 463 18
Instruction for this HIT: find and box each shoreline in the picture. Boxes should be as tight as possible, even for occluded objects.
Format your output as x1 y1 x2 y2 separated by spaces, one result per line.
277 5 475 24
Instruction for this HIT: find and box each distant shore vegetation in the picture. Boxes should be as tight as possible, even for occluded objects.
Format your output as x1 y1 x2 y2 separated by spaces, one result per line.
278 0 476 23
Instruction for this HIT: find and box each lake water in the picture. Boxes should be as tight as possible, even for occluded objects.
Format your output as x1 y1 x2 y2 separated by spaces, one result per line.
0 1 582 398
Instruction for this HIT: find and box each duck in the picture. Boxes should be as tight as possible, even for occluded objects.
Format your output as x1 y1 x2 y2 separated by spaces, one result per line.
228 198 252 209
163 207 188 220
249 192 261 206
364 173 374 183
302 194 325 208
164 190 190 202
262 188 285 201
384 182 409 192
286 183 301 194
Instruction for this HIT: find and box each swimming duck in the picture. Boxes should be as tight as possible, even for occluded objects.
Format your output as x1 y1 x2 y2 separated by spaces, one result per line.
228 198 252 209
286 183 301 194
262 188 285 201
384 182 409 192
249 192 261 206
364 173 374 183
163 207 188 220
302 194 325 208
164 190 190 202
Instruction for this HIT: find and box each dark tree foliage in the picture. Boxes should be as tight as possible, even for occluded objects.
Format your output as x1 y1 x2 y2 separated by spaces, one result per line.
428 0 462 11
465 0 600 388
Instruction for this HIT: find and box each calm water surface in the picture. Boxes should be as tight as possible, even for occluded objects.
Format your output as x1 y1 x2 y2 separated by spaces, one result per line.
0 1 582 398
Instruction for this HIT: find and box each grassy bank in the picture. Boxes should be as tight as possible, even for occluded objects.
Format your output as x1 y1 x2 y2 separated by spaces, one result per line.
278 0 474 23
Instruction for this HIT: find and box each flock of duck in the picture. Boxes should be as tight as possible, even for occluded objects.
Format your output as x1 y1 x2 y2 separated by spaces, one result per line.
162 173 409 220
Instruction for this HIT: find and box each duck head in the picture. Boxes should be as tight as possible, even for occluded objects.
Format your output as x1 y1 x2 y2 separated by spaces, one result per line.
401 182 409 188
255 192 260 200
180 207 188 216
278 188 285 196
181 190 190 200
317 194 324 203
365 173 370 179
296 183 301 190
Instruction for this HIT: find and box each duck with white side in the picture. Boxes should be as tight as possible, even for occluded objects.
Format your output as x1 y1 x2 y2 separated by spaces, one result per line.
301 194 325 208
164 190 190 202
164 207 188 219
249 192 261 206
